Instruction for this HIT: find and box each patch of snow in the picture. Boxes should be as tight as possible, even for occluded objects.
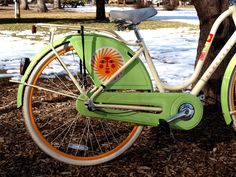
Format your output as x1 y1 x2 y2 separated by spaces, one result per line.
0 27 199 86
150 8 199 25
0 6 200 86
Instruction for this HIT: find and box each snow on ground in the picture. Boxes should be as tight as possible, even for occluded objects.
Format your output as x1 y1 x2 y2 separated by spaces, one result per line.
0 6 200 86
150 8 199 25
65 4 134 13
65 5 199 25
118 28 199 85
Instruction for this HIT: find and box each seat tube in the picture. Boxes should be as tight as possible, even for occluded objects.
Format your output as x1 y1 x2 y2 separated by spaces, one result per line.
133 25 165 92
133 25 143 42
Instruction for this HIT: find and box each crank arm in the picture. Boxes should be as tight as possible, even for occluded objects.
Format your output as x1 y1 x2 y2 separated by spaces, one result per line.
166 111 187 123
166 104 195 123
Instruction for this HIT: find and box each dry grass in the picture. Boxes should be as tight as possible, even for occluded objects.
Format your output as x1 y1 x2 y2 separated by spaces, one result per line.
0 7 96 19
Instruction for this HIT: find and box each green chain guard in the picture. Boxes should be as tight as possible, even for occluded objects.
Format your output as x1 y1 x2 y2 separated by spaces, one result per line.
77 92 203 130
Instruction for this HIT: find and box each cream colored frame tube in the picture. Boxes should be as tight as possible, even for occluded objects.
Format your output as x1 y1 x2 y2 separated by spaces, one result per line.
36 5 236 102
191 5 236 95
89 5 236 100
143 5 236 94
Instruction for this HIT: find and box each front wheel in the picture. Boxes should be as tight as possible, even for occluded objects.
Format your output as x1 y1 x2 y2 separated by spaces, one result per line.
223 66 236 130
221 54 236 130
22 42 143 165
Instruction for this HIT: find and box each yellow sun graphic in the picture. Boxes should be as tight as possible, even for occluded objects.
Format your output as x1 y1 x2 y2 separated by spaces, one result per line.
91 47 125 82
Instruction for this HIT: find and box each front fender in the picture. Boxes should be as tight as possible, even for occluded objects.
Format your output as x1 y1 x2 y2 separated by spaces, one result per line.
17 33 153 108
221 53 236 125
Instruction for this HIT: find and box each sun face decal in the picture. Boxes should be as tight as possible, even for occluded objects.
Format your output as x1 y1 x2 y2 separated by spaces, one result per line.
91 47 125 82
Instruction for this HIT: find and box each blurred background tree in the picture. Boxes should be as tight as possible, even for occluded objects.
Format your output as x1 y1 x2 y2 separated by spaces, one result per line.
163 0 179 10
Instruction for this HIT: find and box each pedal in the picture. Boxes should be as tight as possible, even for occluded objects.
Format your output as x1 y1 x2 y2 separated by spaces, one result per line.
159 119 176 143
159 119 170 134
157 103 195 142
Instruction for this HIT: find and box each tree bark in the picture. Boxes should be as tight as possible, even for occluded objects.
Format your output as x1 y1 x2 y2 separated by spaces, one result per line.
37 0 48 12
1 0 8 6
136 0 152 8
96 0 106 21
53 0 62 9
192 0 236 104
163 0 179 10
21 0 30 10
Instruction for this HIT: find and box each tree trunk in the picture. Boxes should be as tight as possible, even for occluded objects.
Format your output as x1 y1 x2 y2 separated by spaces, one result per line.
136 0 151 8
192 0 236 104
163 0 179 10
91 0 95 5
15 0 21 18
37 0 48 12
53 0 62 9
96 0 106 21
1 0 8 6
21 0 30 10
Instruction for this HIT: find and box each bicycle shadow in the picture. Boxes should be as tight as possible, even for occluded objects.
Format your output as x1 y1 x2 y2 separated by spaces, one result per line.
150 105 236 152
119 105 236 167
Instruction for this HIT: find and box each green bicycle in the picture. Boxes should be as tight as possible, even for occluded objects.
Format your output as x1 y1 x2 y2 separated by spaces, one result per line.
11 0 236 165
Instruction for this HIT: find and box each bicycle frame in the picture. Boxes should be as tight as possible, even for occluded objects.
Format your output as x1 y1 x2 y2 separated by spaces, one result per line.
11 4 236 128
80 5 236 103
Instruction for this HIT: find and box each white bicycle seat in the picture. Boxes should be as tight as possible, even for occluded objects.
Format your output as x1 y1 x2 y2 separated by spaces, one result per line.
109 7 157 25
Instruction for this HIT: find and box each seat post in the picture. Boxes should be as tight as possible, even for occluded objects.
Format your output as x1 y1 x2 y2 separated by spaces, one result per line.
133 25 143 42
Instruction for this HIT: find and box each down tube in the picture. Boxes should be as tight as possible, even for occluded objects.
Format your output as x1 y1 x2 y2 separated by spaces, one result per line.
191 31 236 95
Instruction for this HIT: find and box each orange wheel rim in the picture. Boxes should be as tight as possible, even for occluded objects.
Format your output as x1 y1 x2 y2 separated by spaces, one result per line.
28 46 139 160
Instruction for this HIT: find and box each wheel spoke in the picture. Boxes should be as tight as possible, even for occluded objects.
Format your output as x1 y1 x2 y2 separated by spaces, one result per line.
39 107 71 129
20 81 79 99
75 117 89 156
99 120 113 149
24 44 142 165
45 118 74 138
58 117 78 149
38 81 78 98
66 113 79 153
89 119 103 153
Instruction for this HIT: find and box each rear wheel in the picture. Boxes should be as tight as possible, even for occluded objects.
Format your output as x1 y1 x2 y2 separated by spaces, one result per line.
23 42 143 165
